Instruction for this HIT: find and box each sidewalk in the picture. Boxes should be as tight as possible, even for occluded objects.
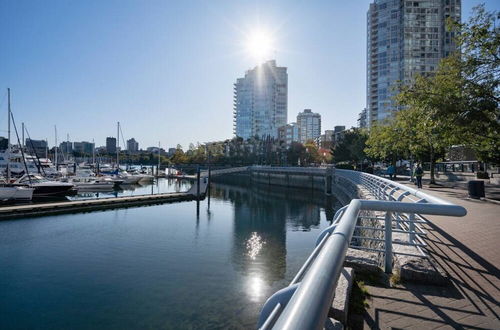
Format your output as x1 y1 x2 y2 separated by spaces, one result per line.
360 184 500 329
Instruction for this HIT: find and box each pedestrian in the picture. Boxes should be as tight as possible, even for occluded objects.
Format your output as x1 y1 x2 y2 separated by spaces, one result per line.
414 163 423 189
387 164 395 180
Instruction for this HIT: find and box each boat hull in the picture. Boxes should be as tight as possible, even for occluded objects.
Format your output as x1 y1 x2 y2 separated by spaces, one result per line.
32 185 76 197
0 187 34 201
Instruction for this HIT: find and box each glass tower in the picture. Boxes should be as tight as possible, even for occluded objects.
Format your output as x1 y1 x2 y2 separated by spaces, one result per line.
367 0 461 126
234 60 288 140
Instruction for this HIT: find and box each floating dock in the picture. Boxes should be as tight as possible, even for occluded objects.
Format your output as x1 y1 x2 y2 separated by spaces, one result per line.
0 192 199 220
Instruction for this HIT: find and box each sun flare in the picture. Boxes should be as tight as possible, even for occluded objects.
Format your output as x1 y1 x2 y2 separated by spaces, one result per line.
245 29 274 62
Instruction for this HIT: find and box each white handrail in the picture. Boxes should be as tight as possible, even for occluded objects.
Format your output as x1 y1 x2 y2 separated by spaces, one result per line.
257 167 466 330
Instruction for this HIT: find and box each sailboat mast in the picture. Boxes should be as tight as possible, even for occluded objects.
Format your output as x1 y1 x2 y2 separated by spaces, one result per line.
67 133 70 161
158 141 161 175
7 88 11 182
92 138 95 165
116 121 120 169
21 122 24 150
54 125 58 169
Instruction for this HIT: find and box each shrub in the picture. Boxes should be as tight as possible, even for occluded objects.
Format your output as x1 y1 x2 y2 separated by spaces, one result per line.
335 163 354 170
476 171 489 179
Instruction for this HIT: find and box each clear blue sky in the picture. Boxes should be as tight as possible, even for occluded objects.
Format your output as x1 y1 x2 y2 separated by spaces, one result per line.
0 0 497 149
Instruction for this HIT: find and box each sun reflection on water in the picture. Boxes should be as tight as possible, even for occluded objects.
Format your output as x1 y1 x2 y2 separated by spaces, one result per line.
246 232 266 260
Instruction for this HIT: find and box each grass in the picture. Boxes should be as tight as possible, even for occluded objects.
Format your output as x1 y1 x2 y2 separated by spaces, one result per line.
390 271 402 286
347 271 386 329
349 279 371 315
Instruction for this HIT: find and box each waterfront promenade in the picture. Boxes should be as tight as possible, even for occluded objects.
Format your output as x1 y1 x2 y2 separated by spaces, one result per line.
361 184 500 329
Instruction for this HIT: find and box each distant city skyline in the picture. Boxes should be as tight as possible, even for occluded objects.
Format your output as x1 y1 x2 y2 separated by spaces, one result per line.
0 0 496 148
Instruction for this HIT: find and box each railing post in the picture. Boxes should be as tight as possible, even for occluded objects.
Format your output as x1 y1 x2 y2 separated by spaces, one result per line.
409 213 415 243
384 211 393 273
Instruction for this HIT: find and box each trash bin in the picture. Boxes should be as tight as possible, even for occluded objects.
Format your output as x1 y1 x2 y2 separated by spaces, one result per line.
468 180 485 199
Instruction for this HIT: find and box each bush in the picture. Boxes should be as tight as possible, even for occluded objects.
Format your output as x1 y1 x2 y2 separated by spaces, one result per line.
335 163 354 170
477 171 490 179
362 166 374 174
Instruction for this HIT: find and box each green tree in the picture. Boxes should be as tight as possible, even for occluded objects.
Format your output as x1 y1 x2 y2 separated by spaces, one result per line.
365 121 408 165
330 128 368 168
287 142 306 166
393 5 499 183
304 140 322 165
171 145 188 164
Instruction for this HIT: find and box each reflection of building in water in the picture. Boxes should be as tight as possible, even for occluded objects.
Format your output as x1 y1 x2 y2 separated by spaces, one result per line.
209 179 343 303
210 181 333 282
231 189 288 283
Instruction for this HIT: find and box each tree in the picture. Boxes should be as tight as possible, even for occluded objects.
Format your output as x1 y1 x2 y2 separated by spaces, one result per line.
171 145 188 164
287 142 306 166
444 6 500 165
330 128 368 167
365 120 408 165
393 5 500 183
304 140 322 165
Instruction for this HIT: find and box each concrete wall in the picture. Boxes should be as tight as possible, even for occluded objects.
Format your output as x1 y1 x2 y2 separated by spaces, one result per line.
251 171 326 191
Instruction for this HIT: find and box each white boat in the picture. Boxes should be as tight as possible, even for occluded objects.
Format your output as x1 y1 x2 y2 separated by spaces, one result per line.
116 171 142 184
0 151 39 176
0 184 34 202
129 170 154 183
14 174 76 197
70 177 116 191
74 169 96 177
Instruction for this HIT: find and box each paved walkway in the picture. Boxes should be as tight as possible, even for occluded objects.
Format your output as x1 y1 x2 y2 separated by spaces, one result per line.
361 185 500 329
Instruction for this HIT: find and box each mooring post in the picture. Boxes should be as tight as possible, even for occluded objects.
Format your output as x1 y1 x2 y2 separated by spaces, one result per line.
196 165 201 199
207 166 211 209
208 166 211 189
325 166 333 195
384 211 393 273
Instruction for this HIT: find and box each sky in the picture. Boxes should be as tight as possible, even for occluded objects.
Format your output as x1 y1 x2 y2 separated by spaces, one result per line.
0 0 497 149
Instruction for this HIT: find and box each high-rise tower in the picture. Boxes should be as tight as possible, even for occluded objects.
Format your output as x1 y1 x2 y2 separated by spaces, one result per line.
367 0 461 126
234 60 288 139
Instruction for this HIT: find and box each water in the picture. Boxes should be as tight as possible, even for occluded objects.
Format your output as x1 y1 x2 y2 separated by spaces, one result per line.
68 178 193 201
0 177 342 329
20 178 192 204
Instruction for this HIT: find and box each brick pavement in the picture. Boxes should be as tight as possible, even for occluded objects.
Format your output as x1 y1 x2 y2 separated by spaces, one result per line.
360 185 500 329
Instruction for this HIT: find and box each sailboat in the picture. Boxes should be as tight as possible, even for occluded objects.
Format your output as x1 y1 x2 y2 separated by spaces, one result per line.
0 88 34 202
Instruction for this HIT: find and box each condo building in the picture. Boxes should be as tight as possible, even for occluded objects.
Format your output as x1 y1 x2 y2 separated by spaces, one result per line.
233 60 288 140
367 0 461 126
127 138 139 152
106 137 117 154
278 123 299 148
297 109 321 144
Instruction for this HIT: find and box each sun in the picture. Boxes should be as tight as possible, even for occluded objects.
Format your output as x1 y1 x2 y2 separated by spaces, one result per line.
244 29 274 62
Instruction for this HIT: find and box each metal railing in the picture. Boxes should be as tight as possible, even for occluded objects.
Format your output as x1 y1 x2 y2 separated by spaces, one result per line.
257 168 466 330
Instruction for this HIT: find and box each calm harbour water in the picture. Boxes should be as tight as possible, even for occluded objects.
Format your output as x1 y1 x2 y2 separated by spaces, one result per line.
0 177 342 329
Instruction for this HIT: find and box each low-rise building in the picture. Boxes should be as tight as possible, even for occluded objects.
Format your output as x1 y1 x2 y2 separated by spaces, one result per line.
59 141 73 154
74 141 95 154
278 123 299 148
25 138 47 157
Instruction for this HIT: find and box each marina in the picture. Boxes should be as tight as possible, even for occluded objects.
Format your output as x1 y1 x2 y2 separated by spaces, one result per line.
2 1 499 328
0 176 338 329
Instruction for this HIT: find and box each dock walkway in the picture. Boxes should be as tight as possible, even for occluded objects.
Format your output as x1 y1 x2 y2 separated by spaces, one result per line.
0 192 196 220
361 184 500 329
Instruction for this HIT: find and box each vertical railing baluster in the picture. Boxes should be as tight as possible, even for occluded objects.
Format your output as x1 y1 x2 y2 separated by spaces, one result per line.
384 211 393 273
409 213 415 243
